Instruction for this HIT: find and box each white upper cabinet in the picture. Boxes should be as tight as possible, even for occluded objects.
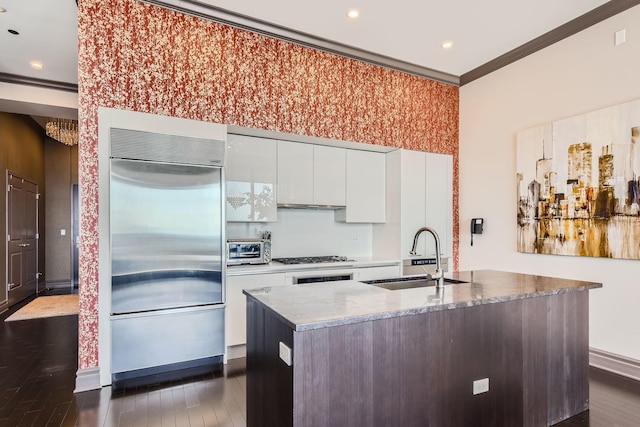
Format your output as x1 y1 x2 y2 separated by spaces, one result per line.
226 134 278 222
336 150 386 223
277 142 346 206
277 141 314 205
229 134 385 223
313 145 346 206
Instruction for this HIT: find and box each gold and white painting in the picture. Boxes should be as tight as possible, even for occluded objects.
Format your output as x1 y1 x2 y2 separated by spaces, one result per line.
517 98 640 259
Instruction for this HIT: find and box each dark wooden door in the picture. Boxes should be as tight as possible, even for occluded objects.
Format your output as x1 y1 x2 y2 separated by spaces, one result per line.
72 184 79 288
7 172 39 306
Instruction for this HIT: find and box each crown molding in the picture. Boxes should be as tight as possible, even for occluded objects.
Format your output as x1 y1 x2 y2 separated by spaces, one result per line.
7 1 633 94
0 72 78 93
461 0 640 85
143 0 640 88
141 0 460 86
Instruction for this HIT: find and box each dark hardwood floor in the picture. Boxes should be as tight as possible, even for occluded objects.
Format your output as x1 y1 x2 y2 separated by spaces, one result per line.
0 292 246 427
554 367 640 427
1 291 639 426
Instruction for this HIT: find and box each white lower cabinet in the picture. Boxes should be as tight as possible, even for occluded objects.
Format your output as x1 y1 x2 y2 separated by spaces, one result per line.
226 264 400 351
226 273 286 349
356 265 401 281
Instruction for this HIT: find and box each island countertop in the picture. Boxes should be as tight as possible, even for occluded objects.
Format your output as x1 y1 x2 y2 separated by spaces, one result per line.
243 269 602 331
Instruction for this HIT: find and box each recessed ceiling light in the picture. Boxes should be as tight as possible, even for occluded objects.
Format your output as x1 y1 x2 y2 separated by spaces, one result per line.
8 29 19 35
30 61 44 70
346 9 359 19
441 41 454 49
0 7 7 13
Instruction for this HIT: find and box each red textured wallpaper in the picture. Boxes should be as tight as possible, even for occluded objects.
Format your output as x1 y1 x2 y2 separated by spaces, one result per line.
78 0 459 369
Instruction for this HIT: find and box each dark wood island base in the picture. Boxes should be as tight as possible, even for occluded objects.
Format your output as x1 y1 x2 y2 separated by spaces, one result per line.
244 270 601 427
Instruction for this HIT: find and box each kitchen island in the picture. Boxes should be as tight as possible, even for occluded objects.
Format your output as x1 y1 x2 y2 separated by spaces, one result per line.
243 270 602 427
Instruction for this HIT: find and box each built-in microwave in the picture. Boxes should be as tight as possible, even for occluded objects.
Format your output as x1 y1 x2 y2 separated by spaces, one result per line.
227 239 271 266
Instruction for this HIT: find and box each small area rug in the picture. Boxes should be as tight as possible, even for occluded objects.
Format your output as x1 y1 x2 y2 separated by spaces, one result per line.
4 294 79 322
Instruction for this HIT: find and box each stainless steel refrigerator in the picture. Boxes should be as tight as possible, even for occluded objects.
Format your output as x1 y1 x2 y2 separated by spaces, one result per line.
109 128 225 386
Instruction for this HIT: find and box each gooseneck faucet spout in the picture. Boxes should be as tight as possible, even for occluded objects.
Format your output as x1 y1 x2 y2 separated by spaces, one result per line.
409 226 444 289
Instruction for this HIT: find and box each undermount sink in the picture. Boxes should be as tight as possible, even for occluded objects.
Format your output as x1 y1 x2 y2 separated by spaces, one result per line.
361 275 468 291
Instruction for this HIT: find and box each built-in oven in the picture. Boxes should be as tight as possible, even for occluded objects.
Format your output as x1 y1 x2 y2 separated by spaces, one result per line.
275 257 356 284
285 268 355 285
292 273 354 284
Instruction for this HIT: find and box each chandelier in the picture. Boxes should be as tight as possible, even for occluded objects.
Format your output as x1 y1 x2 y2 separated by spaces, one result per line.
45 118 78 146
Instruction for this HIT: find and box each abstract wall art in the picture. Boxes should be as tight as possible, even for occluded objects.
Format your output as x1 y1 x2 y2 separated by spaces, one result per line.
517 98 640 259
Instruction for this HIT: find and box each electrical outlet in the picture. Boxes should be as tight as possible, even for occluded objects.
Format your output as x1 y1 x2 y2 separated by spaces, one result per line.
473 378 489 395
279 341 292 366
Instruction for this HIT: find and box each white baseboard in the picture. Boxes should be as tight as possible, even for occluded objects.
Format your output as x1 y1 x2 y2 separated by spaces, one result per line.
590 347 640 381
74 367 102 393
227 344 246 360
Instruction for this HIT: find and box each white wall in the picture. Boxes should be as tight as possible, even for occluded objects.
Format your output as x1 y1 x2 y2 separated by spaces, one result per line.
227 208 373 258
460 5 640 362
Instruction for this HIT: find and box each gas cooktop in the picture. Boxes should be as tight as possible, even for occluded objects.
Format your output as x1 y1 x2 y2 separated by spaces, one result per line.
272 256 355 265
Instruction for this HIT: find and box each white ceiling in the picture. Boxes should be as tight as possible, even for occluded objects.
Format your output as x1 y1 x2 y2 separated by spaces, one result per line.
0 0 78 85
0 0 616 93
195 0 610 77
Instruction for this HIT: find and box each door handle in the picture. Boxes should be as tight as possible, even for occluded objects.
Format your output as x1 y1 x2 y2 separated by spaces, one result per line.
8 283 17 290
18 243 30 247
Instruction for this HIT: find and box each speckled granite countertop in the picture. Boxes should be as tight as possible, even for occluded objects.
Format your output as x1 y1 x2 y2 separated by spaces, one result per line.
243 270 602 331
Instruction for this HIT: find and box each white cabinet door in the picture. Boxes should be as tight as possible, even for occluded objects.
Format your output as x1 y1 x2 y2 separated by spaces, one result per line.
226 134 278 222
401 150 427 258
226 273 287 347
278 142 346 206
313 145 346 206
356 265 401 281
336 150 386 223
425 153 453 258
392 150 453 262
277 141 314 205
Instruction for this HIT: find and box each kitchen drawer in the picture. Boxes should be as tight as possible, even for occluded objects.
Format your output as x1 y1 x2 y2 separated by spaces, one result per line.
111 305 225 374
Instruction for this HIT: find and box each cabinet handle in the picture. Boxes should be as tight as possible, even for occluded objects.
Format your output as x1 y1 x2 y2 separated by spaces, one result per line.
18 243 30 247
